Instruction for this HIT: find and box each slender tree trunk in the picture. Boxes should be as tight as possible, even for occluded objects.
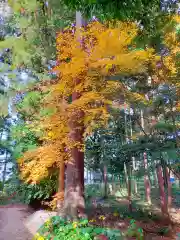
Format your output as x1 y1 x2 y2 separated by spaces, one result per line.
118 174 121 188
124 162 128 190
140 109 151 204
166 167 172 210
132 157 137 194
128 165 132 212
140 109 145 133
125 162 132 212
57 160 65 211
154 161 158 187
156 165 169 218
112 174 116 193
130 113 137 195
143 152 151 204
2 150 8 191
90 171 92 183
103 165 108 198
134 177 138 194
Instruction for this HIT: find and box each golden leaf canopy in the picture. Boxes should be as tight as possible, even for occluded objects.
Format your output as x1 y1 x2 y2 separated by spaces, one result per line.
19 21 155 182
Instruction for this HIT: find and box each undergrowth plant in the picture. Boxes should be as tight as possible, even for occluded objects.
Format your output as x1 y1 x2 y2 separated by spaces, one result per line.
33 217 122 240
125 220 144 240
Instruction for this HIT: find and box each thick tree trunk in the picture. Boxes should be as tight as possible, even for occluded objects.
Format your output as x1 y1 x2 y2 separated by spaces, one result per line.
64 95 85 219
143 152 151 204
156 165 169 218
63 11 86 220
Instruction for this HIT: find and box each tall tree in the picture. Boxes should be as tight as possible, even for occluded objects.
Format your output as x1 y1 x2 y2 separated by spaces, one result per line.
19 20 156 218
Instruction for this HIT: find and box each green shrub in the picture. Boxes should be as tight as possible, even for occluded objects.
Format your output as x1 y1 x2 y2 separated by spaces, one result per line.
4 172 58 206
125 219 144 240
0 181 3 191
85 184 102 199
33 217 122 240
18 177 57 204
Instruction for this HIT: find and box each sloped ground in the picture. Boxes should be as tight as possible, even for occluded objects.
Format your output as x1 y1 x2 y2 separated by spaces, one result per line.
0 204 34 240
87 197 180 239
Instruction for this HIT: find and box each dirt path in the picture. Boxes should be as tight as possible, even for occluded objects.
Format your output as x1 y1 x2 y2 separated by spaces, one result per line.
0 204 34 240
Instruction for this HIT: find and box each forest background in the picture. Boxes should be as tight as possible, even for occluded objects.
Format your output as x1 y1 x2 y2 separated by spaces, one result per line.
0 0 180 239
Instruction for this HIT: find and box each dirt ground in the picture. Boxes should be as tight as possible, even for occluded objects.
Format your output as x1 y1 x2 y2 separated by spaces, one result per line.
0 204 34 240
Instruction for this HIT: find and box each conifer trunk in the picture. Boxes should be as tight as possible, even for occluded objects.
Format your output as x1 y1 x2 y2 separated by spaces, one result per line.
140 110 151 204
166 167 172 210
112 174 116 193
154 162 158 187
156 165 169 218
132 157 137 194
143 152 151 204
103 165 108 198
125 162 132 212
128 165 132 213
124 162 128 190
2 150 8 191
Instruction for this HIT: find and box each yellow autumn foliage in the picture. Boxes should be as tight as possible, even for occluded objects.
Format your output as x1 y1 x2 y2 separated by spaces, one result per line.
19 21 155 182
156 15 180 83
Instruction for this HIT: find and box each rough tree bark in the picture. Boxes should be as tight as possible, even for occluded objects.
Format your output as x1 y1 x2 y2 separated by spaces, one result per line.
143 152 151 204
63 11 86 220
166 167 172 210
154 161 158 187
132 157 137 194
156 165 169 218
63 96 86 219
103 165 108 198
125 162 132 212
57 160 65 211
2 150 8 191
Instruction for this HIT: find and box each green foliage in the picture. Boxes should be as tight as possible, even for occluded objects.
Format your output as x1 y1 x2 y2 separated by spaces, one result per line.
10 92 45 157
15 91 45 120
125 219 144 240
34 217 122 240
62 0 161 22
4 0 75 75
153 122 175 132
2 165 58 205
85 184 102 200
8 91 57 204
10 123 39 159
157 226 170 236
85 119 125 174
0 181 3 191
18 176 57 204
